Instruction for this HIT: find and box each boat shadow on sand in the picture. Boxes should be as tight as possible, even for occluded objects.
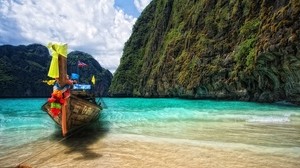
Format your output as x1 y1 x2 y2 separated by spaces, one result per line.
14 118 110 168
50 115 110 161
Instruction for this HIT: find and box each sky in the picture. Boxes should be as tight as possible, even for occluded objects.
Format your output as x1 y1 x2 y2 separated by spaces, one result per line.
0 0 152 73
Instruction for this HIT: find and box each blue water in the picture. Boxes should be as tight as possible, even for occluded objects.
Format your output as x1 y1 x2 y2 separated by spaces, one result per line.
0 99 56 150
100 98 300 148
0 98 300 166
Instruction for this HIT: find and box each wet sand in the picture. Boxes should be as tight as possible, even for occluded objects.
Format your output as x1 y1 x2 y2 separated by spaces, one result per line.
1 133 299 168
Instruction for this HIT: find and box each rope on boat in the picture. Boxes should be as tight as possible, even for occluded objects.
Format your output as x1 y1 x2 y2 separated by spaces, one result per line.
16 124 89 168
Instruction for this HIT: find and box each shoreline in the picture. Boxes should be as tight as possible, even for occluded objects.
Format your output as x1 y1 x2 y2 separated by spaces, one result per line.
1 97 299 107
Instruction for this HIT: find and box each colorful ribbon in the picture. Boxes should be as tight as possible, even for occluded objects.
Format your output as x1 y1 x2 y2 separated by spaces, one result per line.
47 42 68 78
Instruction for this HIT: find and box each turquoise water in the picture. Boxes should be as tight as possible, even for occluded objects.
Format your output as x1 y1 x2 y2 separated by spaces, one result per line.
0 99 56 151
0 98 300 167
101 98 300 148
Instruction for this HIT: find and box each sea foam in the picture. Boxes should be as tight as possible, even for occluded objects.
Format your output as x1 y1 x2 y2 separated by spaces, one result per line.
246 116 290 123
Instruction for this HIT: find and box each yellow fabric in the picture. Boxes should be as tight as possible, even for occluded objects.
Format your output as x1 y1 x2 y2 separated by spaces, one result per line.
42 79 56 85
47 42 68 78
91 75 96 85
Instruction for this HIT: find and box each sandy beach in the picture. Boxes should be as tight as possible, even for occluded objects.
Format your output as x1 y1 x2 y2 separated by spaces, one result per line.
1 133 298 168
1 98 300 168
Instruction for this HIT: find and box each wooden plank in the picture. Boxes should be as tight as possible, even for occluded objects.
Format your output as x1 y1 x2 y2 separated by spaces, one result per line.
58 54 67 86
58 54 68 136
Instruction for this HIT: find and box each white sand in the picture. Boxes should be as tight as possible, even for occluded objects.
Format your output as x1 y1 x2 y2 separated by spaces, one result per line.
2 133 299 168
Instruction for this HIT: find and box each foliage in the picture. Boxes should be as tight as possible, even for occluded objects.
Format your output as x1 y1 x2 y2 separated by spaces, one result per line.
109 0 300 104
233 38 257 68
0 44 112 97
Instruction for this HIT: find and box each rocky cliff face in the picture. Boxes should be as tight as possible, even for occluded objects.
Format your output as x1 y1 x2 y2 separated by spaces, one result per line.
0 44 112 97
109 0 300 104
0 44 51 97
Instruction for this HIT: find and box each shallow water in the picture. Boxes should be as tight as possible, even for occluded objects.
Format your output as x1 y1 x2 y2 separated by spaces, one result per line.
0 98 299 167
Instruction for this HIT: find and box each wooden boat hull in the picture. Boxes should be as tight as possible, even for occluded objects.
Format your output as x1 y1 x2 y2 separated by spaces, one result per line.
41 95 101 134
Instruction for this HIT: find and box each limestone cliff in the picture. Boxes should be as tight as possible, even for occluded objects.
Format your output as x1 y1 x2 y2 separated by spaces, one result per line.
0 44 112 97
109 0 300 104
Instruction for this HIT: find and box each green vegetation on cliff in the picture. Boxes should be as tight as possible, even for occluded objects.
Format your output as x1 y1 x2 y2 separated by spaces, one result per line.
110 0 300 104
0 44 51 97
0 44 112 97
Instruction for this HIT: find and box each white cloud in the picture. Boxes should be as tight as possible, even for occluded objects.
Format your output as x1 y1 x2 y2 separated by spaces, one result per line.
0 0 137 73
133 0 152 13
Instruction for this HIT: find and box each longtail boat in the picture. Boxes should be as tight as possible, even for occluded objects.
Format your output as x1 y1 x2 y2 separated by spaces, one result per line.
41 43 102 136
